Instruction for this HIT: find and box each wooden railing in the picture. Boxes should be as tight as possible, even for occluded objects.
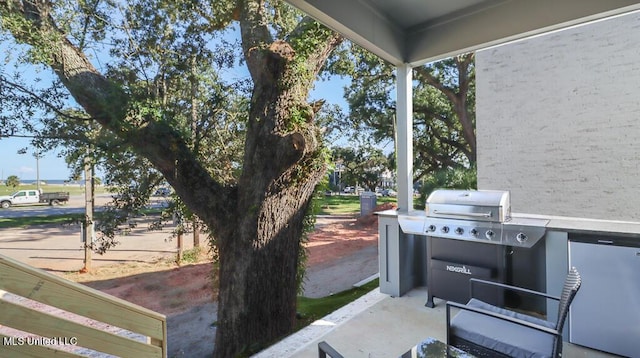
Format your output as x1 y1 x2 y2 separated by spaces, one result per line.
0 254 167 357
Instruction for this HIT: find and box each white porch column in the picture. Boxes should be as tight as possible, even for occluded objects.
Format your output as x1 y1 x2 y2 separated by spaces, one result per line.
396 64 413 212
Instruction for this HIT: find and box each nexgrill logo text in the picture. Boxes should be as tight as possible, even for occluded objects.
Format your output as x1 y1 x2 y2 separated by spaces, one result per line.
446 265 472 275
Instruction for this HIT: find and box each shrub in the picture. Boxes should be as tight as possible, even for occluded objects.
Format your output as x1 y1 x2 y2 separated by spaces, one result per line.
416 166 477 209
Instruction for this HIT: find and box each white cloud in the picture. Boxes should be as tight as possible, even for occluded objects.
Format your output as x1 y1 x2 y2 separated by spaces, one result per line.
18 166 35 174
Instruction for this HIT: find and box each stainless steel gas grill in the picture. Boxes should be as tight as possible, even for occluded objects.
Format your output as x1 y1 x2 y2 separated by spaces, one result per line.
398 189 549 308
401 190 547 248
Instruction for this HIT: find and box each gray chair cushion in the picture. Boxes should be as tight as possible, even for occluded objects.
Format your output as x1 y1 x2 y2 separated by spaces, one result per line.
450 298 556 358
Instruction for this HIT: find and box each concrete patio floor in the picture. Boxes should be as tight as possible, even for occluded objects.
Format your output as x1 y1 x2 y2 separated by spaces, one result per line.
255 287 621 358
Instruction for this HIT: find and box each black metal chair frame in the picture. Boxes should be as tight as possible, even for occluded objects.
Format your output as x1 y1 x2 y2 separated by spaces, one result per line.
318 341 345 358
446 267 581 358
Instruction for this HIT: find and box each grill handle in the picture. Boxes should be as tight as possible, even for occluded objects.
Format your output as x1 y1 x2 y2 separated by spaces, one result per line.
432 210 493 218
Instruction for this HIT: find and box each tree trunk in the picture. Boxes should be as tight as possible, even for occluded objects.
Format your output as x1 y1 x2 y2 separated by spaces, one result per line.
455 54 476 164
213 64 325 358
1 2 341 356
215 188 317 356
210 6 341 356
214 126 324 356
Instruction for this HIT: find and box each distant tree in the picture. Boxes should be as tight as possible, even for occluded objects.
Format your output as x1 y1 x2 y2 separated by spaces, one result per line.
332 46 476 180
6 175 20 189
332 146 389 191
414 54 476 166
415 166 478 209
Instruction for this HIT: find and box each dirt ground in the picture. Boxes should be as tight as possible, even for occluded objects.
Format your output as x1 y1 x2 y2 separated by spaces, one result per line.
59 203 395 357
65 207 387 315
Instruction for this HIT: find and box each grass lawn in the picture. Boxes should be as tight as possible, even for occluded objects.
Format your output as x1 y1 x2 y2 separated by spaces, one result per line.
295 278 379 330
0 213 84 229
243 279 381 355
0 208 165 229
316 194 396 215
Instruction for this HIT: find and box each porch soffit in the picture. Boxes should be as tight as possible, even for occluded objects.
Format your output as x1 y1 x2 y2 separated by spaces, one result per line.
285 0 640 66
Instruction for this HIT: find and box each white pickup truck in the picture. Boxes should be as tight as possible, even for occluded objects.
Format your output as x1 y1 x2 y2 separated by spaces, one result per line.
0 190 70 209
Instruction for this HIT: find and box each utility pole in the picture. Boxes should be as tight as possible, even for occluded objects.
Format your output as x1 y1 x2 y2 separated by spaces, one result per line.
175 212 184 263
193 222 200 248
81 150 94 273
177 231 184 263
35 150 41 192
18 148 42 190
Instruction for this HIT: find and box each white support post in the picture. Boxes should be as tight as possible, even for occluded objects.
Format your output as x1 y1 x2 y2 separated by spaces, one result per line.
396 64 413 212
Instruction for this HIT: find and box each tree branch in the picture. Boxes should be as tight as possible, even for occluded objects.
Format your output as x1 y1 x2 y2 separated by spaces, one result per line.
0 0 235 232
238 0 274 82
0 76 89 122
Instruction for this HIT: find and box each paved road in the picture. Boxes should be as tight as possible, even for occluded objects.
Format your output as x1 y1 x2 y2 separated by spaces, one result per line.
0 194 185 271
0 220 190 272
0 194 169 219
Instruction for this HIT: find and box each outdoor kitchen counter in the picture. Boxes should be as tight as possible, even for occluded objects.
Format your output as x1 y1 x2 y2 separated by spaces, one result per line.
512 213 640 238
378 209 640 239
377 209 400 217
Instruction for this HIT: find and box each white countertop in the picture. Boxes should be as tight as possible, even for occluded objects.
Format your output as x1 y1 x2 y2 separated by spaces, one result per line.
512 212 640 237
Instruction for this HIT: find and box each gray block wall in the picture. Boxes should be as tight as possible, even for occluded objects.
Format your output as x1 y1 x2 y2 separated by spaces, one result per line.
476 12 640 221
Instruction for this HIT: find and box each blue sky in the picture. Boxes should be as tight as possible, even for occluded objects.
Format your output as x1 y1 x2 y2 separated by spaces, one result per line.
0 71 352 181
0 19 365 182
0 138 68 181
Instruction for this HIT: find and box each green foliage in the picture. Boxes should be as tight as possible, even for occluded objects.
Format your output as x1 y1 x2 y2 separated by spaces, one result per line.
5 175 20 188
180 246 205 264
289 20 334 59
415 166 478 209
330 43 476 181
413 53 476 170
316 194 396 215
327 45 396 141
277 18 341 114
264 0 304 38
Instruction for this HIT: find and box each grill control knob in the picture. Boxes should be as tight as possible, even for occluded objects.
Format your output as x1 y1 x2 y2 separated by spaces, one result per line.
470 228 479 238
441 226 450 234
455 227 464 235
516 232 528 243
485 230 495 240
427 225 436 232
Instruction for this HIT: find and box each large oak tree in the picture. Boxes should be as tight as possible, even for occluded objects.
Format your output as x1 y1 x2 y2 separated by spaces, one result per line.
0 0 342 356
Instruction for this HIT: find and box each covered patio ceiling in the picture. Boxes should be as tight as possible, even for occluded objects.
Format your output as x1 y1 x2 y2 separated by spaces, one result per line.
285 0 640 66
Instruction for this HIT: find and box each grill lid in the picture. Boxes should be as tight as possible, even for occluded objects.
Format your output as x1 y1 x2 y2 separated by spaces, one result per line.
398 189 546 247
426 189 511 223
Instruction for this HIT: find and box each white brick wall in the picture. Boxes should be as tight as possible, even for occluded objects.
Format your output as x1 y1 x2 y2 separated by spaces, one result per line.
476 11 640 221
